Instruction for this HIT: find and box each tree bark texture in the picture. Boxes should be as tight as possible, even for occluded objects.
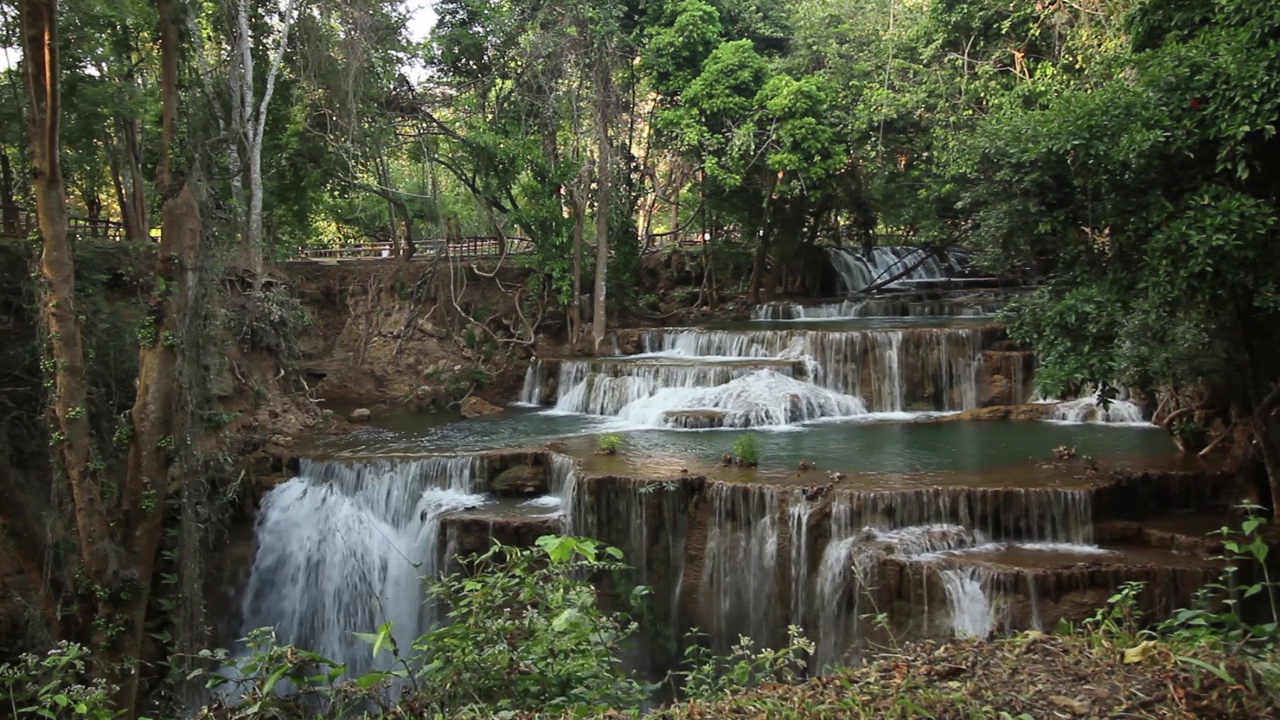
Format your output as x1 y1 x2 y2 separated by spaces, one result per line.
592 61 611 351
18 0 114 592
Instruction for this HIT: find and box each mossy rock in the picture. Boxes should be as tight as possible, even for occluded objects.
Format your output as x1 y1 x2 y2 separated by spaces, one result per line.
491 463 548 496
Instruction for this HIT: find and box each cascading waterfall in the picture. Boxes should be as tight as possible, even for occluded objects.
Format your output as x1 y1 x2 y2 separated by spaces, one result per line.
519 359 547 405
238 457 489 679
753 296 1003 321
637 327 984 414
700 484 782 652
693 483 1095 671
826 247 959 294
941 567 995 638
1052 395 1146 424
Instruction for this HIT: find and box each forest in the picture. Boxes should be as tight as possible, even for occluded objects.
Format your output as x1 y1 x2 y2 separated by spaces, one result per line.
2 0 1280 717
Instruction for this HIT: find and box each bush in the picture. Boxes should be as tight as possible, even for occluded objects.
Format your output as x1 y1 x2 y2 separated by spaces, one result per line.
598 433 623 455
409 536 649 715
0 642 116 720
732 433 760 467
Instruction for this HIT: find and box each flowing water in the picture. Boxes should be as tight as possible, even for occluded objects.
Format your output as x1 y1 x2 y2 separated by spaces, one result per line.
233 250 1208 684
826 246 963 293
239 457 490 678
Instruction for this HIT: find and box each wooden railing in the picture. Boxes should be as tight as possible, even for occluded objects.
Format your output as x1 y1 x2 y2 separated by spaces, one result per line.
1 205 127 241
296 236 535 261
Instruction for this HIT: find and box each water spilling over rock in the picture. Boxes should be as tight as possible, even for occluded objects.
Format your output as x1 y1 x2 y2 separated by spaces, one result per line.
1052 395 1146 424
753 295 1004 321
639 327 989 414
239 457 488 678
826 246 964 293
238 453 580 677
940 567 996 638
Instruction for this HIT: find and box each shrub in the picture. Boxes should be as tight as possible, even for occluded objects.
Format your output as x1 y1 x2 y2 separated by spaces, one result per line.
409 536 649 715
0 642 116 720
732 433 760 467
598 433 623 454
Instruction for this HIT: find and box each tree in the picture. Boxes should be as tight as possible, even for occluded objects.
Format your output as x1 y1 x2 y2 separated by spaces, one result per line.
8 0 201 714
958 0 1280 518
230 0 301 279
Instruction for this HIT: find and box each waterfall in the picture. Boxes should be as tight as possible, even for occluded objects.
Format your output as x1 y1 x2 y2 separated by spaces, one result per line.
826 247 958 294
788 492 814 635
519 360 547 405
1052 395 1146 424
700 484 782 652
753 297 1003 321
940 567 995 639
644 327 985 413
551 355 864 426
238 457 489 679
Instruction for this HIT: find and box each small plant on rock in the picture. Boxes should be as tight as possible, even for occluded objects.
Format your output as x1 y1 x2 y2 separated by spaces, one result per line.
598 433 622 455
732 433 760 467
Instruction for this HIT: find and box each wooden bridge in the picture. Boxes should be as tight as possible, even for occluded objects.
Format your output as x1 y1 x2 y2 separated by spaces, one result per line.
296 236 535 261
1 205 127 241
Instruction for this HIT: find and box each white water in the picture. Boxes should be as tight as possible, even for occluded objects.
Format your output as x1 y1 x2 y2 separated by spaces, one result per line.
941 567 995 639
826 247 959 293
700 485 782 652
1052 395 1146 424
641 327 983 413
753 297 1002 321
238 457 489 679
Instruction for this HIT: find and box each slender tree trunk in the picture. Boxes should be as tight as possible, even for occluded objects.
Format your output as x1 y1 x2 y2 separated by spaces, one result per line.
236 0 299 283
112 0 202 712
570 188 585 344
748 229 768 304
122 116 148 242
1 151 16 233
591 63 611 352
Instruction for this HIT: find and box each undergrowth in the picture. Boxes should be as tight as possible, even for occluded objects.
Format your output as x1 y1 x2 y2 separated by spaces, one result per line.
2 510 1278 719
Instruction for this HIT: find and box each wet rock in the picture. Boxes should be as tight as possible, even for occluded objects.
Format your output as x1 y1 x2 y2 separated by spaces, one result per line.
491 464 548 496
348 407 372 423
980 374 1012 406
461 396 504 418
934 404 1055 422
663 409 727 429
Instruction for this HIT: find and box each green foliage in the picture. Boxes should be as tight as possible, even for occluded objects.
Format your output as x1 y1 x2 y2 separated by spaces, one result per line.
643 0 724 97
411 536 648 714
200 628 352 717
732 433 760 467
598 433 623 454
960 0 1280 432
679 625 813 701
1160 506 1280 649
0 642 117 720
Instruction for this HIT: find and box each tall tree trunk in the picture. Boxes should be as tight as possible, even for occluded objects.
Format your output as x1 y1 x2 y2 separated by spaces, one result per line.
235 0 299 284
591 63 611 352
111 0 202 712
1 151 16 234
121 118 148 241
18 0 114 598
570 188 585 344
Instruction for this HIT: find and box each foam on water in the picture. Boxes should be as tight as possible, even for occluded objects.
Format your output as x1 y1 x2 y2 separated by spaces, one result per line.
1051 396 1147 424
238 457 488 679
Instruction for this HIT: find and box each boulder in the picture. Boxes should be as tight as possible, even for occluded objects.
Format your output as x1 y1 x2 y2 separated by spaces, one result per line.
933 404 1055 422
348 407 372 423
461 396 504 418
421 322 448 339
979 374 1013 406
491 464 549 496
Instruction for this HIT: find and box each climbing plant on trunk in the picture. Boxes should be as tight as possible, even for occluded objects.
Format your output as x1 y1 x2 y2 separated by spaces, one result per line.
9 0 201 714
